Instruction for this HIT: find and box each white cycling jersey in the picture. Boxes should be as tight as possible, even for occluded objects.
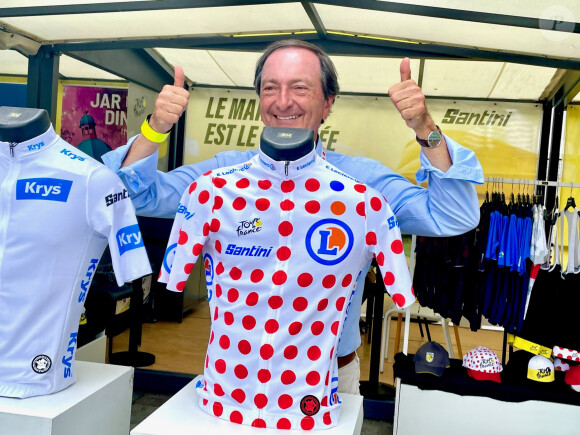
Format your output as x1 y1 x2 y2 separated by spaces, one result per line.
159 147 414 430
0 125 151 398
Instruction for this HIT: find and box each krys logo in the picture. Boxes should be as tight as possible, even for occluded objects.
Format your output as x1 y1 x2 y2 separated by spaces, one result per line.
306 219 354 266
116 224 144 255
16 178 73 202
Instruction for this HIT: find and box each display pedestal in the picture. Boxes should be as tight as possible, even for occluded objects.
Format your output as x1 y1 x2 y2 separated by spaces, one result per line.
0 361 133 435
76 334 106 363
132 375 364 435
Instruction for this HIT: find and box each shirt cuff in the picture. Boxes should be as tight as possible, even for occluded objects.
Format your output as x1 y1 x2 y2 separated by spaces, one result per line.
415 134 484 185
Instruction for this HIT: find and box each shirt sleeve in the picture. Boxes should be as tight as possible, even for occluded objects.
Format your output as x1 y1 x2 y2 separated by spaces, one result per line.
157 173 214 292
326 135 483 237
87 166 152 286
363 186 415 309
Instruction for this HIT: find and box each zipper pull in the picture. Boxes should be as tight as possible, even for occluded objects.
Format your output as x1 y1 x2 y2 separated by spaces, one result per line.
285 161 289 176
9 142 17 157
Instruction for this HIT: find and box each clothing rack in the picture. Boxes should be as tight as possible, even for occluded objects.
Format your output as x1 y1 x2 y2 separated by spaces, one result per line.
484 177 580 189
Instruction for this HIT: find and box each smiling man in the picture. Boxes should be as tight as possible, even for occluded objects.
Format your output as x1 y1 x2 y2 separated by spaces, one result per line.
103 39 483 396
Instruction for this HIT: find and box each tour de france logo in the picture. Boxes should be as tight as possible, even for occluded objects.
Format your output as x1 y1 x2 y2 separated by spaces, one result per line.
305 219 354 266
32 355 52 374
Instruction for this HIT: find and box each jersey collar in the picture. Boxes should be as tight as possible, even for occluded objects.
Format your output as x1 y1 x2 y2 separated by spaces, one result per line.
0 125 59 159
257 142 320 178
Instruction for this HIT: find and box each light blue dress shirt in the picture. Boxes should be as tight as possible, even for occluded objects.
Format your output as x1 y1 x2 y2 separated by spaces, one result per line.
103 134 484 356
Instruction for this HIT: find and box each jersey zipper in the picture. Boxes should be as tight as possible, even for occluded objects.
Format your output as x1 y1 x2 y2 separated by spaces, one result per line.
284 161 289 176
0 152 20 287
9 142 17 157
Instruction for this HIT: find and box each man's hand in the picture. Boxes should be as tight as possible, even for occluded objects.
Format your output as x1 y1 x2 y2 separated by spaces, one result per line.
388 58 437 139
148 65 190 134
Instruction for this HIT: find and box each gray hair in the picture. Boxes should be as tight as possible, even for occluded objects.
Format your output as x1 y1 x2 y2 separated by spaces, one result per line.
254 39 339 100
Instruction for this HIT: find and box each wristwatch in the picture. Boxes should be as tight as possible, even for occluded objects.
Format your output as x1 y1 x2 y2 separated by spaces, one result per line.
416 125 442 148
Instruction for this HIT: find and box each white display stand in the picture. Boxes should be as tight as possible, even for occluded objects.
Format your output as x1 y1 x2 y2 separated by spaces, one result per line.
132 375 364 435
0 361 133 435
76 334 107 363
393 378 580 434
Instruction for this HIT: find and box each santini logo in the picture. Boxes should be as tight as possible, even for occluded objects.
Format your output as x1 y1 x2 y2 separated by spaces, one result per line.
16 178 73 202
225 244 272 257
105 189 128 207
441 108 512 127
116 224 144 255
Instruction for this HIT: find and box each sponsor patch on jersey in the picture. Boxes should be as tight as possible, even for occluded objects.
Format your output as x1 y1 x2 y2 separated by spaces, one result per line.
204 253 214 287
176 203 195 220
305 219 354 265
116 224 144 255
215 162 252 177
105 189 128 207
62 332 78 378
297 156 315 170
163 242 177 273
225 244 272 257
237 217 262 236
16 178 73 202
300 395 320 416
258 156 276 171
27 141 45 151
60 148 85 161
31 355 52 374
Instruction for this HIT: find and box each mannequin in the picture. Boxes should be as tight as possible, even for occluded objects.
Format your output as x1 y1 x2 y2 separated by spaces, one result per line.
259 126 314 161
0 106 51 143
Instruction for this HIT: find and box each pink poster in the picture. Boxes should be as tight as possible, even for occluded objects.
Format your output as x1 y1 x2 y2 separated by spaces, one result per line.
60 85 128 163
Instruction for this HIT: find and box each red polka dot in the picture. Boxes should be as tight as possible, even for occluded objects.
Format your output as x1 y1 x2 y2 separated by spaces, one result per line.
306 371 320 385
213 196 223 211
354 184 366 193
203 170 211 176
376 252 385 266
317 299 328 311
301 416 315 430
384 272 395 285
278 221 293 237
278 394 293 410
176 281 186 291
342 274 353 287
184 263 194 274
280 199 295 211
325 371 330 385
260 344 274 360
257 369 271 383
238 339 251 355
242 315 256 330
234 364 248 379
214 383 224 396
277 246 291 261
224 311 234 325
307 346 321 361
209 330 214 344
356 202 365 216
209 218 220 232
215 284 222 298
252 419 266 428
236 178 250 188
198 190 210 204
227 288 239 302
215 359 226 374
391 239 404 254
188 181 197 193
277 418 291 429
268 295 283 309
178 230 188 245
331 321 339 335
281 370 296 385
370 196 382 211
213 241 221 254
213 402 223 417
229 267 242 280
202 222 210 236
265 319 279 333
213 306 218 320
392 293 406 307
256 198 270 211
219 335 230 349
258 179 272 190
293 297 308 311
246 292 259 306
305 200 320 214
311 321 324 335
305 178 320 192
233 197 246 210
215 262 224 275
272 270 287 285
321 395 328 406
297 273 313 287
213 177 226 188
288 321 302 335
250 269 264 283
281 180 295 193
366 232 377 245
230 410 243 423
192 243 203 256
284 345 298 359
202 398 208 406
323 412 332 425
205 355 209 368
322 275 336 288
336 297 346 311
254 394 268 409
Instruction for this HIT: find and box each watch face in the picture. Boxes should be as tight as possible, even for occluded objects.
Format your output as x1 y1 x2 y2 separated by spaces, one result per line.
427 130 442 147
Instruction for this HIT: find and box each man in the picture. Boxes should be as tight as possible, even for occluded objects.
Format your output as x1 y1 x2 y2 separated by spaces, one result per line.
103 39 483 395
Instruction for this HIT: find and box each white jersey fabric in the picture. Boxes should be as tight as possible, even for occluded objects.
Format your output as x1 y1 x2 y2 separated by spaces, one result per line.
159 147 414 430
0 126 151 398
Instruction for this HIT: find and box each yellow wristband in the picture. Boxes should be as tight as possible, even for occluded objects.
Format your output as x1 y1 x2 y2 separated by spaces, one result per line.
141 115 170 143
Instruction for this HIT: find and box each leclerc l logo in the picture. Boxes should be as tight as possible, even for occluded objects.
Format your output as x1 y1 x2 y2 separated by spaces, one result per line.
204 253 214 286
306 219 354 265
16 178 73 202
163 243 177 273
116 224 144 255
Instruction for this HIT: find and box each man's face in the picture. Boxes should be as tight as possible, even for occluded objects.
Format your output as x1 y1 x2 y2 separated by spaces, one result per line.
259 47 335 140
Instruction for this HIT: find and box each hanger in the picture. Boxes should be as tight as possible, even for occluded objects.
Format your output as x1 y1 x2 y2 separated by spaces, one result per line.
564 186 576 211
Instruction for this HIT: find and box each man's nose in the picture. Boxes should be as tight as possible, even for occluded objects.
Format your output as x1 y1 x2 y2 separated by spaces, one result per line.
277 87 292 109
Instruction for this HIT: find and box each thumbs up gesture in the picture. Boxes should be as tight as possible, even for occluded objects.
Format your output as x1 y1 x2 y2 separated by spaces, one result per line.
148 65 190 134
388 58 434 136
